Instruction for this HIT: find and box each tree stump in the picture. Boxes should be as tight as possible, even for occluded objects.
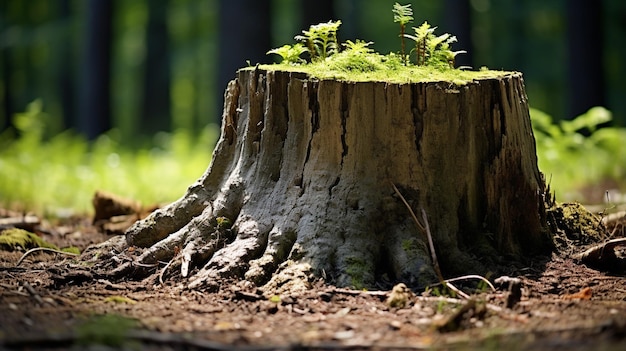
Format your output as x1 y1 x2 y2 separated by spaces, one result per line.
114 68 551 292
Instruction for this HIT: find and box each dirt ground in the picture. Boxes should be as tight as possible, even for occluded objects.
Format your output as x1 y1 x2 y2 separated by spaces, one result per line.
1 206 625 351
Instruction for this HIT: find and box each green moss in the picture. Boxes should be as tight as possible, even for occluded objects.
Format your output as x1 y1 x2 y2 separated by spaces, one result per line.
252 62 510 85
345 256 368 289
547 202 605 250
0 228 58 251
216 216 232 230
260 14 510 85
268 295 281 303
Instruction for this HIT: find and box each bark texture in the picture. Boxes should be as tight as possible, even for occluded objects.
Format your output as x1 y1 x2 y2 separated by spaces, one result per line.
116 68 550 292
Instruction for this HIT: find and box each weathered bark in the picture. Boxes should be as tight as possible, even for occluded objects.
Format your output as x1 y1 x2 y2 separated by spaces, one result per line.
113 68 550 292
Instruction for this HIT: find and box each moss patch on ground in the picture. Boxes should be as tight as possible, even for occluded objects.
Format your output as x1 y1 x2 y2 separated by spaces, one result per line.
547 202 606 252
0 228 58 251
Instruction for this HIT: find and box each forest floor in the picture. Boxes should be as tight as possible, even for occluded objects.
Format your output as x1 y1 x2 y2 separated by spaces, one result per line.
1 205 625 351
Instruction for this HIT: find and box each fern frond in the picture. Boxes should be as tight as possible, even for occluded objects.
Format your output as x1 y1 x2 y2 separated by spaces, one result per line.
267 43 307 64
393 3 413 25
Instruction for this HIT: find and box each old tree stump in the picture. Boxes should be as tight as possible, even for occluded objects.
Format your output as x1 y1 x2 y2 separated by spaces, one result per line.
109 68 551 292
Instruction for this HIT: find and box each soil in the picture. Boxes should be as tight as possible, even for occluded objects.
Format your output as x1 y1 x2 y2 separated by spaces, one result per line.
1 207 625 351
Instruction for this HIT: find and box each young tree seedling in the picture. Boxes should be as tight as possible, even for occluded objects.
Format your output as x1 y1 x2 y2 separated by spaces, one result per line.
392 2 414 65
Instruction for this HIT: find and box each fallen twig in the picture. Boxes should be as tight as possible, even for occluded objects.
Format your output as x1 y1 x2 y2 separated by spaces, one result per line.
437 274 497 292
159 256 179 285
389 183 438 277
391 182 473 299
16 247 79 267
420 207 444 283
390 182 426 233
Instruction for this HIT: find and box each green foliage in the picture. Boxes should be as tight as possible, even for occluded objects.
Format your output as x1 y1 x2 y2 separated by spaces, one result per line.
267 43 307 65
403 22 466 68
393 3 414 26
531 106 626 201
216 216 233 230
257 60 503 85
326 40 388 73
295 20 342 61
345 256 368 289
268 295 281 303
392 2 414 65
267 4 467 78
0 101 218 216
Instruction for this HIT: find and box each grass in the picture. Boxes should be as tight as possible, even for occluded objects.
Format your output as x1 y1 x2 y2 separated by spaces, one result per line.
0 100 219 217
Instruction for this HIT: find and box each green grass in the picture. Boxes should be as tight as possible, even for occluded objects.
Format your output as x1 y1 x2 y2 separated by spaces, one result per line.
0 100 219 216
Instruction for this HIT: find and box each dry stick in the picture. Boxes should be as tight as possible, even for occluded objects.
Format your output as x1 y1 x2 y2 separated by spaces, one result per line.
389 182 442 281
159 259 173 285
159 255 182 285
441 274 497 292
16 247 79 267
390 182 426 233
419 207 444 283
391 182 473 300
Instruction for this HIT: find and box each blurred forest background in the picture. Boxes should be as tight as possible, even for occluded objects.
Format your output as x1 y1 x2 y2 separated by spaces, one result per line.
2 0 625 140
1 0 625 214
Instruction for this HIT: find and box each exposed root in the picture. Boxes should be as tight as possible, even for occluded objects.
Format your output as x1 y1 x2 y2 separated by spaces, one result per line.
573 238 626 272
125 184 210 248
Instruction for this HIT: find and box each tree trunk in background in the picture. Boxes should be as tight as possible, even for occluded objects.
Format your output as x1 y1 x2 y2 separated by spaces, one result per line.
141 0 171 135
0 0 12 131
217 0 271 124
58 0 75 131
567 0 605 120
109 69 551 294
78 0 113 140
443 0 473 68
302 0 335 26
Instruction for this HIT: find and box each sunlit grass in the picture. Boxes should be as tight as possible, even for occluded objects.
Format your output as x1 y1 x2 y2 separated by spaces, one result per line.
0 100 219 216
